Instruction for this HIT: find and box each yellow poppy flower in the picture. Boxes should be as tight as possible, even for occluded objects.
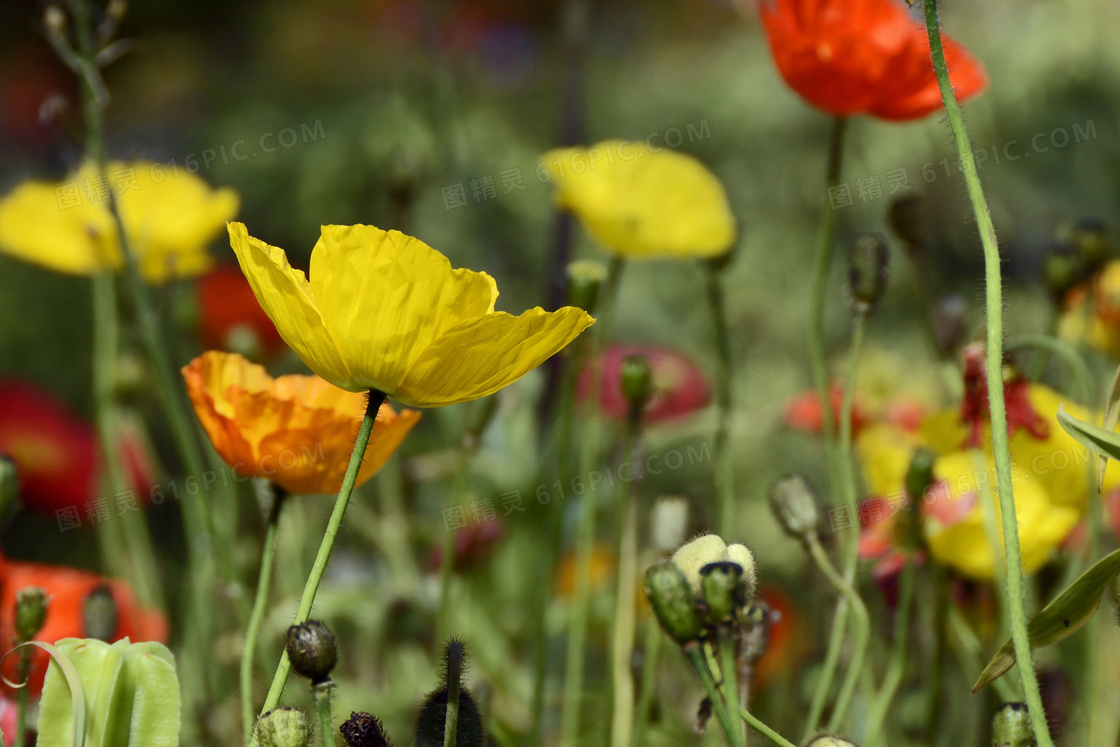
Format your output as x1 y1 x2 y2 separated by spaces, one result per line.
922 451 1080 580
228 222 594 406
544 139 736 259
0 161 238 283
182 351 420 494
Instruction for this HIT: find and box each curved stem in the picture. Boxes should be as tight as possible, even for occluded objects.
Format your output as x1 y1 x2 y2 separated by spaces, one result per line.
706 261 736 535
684 643 737 744
922 2 1052 744
242 489 287 744
260 392 385 714
735 705 798 747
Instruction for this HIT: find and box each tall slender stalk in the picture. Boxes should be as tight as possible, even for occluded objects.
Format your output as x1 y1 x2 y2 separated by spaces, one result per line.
242 488 287 743
862 557 916 746
923 2 1052 744
260 392 385 714
706 261 735 535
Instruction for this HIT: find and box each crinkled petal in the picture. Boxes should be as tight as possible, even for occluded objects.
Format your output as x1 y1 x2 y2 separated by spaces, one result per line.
227 222 354 389
396 306 594 407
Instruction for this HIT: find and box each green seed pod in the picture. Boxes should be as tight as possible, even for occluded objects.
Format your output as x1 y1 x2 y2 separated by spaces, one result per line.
340 712 393 747
1072 219 1110 271
990 703 1034 747
700 561 745 625
15 586 48 642
888 194 927 247
849 233 890 314
769 474 821 541
644 561 702 644
620 354 653 414
83 585 119 642
566 260 607 315
251 708 311 747
671 534 729 594
804 735 859 747
286 620 338 684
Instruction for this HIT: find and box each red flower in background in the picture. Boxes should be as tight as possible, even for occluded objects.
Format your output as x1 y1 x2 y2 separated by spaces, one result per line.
760 0 987 120
197 263 285 356
784 384 867 436
578 344 711 423
0 555 167 696
0 381 97 515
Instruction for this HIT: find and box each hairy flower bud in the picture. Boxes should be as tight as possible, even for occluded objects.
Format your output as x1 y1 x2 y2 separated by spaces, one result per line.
671 534 728 594
644 562 702 644
286 620 338 684
340 711 393 747
849 233 890 314
700 561 745 625
990 703 1033 747
888 195 927 247
726 543 757 602
769 474 821 541
804 736 859 747
252 708 310 747
15 586 48 642
567 260 607 315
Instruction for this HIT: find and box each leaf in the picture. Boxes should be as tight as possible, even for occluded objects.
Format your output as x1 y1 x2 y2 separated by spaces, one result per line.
1098 363 1120 488
1056 405 1120 480
973 546 1120 693
1 641 87 747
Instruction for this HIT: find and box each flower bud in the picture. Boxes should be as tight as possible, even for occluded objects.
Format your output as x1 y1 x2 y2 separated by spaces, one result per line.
671 534 728 594
899 448 936 550
0 455 18 519
769 474 820 541
83 585 118 641
286 620 338 684
620 354 653 414
1043 244 1085 302
15 586 48 642
804 736 858 747
888 194 927 247
567 260 607 315
650 496 689 555
252 708 310 747
990 702 1033 747
340 712 393 747
849 233 890 314
931 293 968 355
726 543 757 602
700 561 745 625
1072 218 1110 271
644 562 702 644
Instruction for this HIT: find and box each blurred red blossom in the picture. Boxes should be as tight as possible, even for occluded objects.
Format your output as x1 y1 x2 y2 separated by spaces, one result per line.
196 263 286 356
578 344 711 423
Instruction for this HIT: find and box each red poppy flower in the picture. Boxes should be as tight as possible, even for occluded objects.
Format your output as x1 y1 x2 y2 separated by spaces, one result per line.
760 0 987 121
0 381 97 515
577 344 711 424
784 384 867 436
197 263 285 356
0 555 167 696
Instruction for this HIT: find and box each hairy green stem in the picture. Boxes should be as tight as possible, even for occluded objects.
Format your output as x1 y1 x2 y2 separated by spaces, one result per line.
706 261 735 535
242 489 287 744
684 644 738 744
260 392 385 714
314 681 335 746
922 2 1052 743
718 630 745 747
443 665 461 747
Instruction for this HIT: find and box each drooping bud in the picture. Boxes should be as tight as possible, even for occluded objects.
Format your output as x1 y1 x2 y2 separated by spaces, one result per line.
83 585 118 641
804 735 859 747
1043 244 1085 302
644 562 702 645
286 620 338 684
620 354 653 418
990 702 1033 747
888 195 927 247
567 260 607 315
769 474 821 542
1071 219 1110 271
726 543 757 602
671 534 728 594
340 711 393 747
15 587 48 642
650 496 689 555
849 233 890 314
251 708 311 747
700 561 745 625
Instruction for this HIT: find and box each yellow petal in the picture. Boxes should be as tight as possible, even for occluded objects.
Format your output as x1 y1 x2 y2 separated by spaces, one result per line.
308 224 498 394
545 139 736 259
227 222 354 388
396 306 594 407
0 179 117 274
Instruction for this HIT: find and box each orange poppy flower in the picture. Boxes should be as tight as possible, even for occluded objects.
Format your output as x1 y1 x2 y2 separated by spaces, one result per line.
0 555 167 696
182 351 421 495
760 0 987 120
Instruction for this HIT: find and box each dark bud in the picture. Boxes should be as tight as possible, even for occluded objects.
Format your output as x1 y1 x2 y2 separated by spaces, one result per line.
769 474 821 541
849 233 890 314
340 712 393 747
888 194 927 247
1072 219 1110 271
83 585 118 641
644 562 702 645
699 561 745 625
15 586 48 642
620 354 653 414
413 686 485 747
286 620 338 684
931 294 969 356
1043 243 1086 302
566 260 607 315
990 702 1033 747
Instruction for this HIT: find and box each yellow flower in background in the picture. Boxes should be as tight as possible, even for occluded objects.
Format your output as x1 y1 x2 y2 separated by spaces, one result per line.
182 351 420 494
228 222 594 407
0 161 238 283
544 139 736 259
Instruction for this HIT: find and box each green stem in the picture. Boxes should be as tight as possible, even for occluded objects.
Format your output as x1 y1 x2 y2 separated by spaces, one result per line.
805 594 848 738
923 567 947 747
684 643 738 744
922 2 1052 744
718 629 745 747
735 705 798 747
437 445 475 642
444 657 461 747
260 392 385 714
946 599 1019 704
314 681 334 746
632 617 662 747
609 486 639 747
862 554 916 747
242 489 287 744
706 261 735 535
805 535 869 734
